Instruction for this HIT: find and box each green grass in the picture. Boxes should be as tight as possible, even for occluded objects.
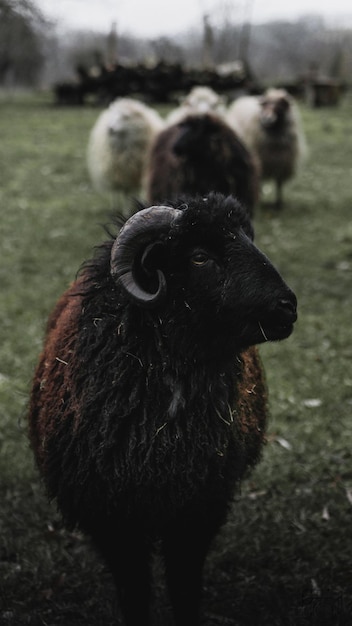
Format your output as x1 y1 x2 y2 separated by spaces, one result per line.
1 91 352 625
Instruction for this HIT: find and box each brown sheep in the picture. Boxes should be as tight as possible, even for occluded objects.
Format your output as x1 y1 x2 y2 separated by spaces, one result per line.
227 88 307 208
143 112 259 217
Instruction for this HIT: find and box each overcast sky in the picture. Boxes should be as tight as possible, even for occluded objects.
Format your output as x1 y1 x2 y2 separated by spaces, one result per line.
36 0 352 37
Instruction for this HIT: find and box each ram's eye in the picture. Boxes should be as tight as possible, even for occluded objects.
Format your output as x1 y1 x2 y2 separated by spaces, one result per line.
191 251 209 266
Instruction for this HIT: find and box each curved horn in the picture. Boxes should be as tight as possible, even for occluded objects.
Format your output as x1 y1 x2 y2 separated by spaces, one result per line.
110 206 182 308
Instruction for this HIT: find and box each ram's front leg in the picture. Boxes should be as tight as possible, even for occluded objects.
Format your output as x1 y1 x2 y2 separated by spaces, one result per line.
92 523 152 626
162 509 225 626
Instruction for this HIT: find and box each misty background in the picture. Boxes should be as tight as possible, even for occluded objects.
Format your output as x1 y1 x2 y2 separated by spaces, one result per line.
1 0 351 92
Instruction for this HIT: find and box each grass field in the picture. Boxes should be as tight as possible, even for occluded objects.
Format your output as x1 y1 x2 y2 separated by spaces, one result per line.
1 90 352 625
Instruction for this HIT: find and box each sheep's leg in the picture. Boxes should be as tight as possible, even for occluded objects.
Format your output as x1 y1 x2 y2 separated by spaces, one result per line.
113 542 151 626
92 525 152 626
162 512 223 626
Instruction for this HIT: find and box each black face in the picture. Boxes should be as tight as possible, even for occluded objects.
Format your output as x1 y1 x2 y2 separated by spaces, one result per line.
161 201 297 352
182 233 295 347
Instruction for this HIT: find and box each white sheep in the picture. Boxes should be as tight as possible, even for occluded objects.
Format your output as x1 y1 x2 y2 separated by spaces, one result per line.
227 88 307 207
166 85 226 125
87 97 164 198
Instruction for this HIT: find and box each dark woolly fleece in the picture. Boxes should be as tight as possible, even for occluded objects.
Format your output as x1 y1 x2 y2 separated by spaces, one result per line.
29 194 267 532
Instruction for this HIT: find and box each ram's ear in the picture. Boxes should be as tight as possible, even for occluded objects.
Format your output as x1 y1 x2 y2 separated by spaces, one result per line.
110 206 181 308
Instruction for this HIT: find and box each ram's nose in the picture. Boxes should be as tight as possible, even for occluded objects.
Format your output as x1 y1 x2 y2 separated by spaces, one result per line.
274 296 297 324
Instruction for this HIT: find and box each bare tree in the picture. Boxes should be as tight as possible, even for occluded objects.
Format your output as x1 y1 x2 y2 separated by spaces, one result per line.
0 0 48 86
238 0 254 63
106 21 119 67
